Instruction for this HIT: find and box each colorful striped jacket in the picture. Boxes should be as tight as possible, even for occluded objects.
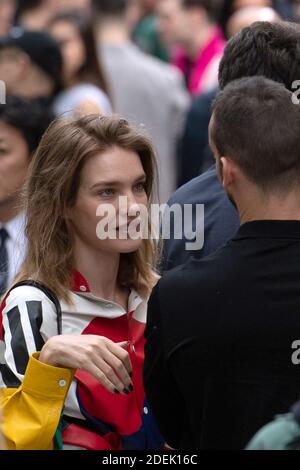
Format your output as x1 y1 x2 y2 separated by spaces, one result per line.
0 271 163 450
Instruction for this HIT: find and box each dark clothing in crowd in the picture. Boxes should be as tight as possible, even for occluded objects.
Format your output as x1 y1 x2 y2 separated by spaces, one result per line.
145 220 300 449
273 0 295 19
178 89 217 187
160 165 240 272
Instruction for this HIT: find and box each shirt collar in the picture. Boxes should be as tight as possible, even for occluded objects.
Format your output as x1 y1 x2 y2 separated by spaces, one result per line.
71 270 91 293
70 270 145 312
233 220 300 241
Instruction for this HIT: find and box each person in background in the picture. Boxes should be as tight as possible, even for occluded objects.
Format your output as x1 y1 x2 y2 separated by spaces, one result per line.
0 29 62 102
294 0 300 20
54 0 91 12
0 0 16 36
92 0 189 203
177 6 280 187
129 0 169 61
161 21 300 272
144 76 300 449
48 10 112 117
219 0 293 36
227 5 279 35
0 96 53 296
15 0 55 31
157 0 225 96
15 0 91 30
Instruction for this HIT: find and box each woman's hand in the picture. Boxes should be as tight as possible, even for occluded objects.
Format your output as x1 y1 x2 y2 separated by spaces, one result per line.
39 335 133 395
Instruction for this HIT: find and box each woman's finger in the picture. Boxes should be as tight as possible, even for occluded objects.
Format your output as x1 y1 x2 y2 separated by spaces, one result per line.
100 348 132 390
107 341 132 375
117 341 130 349
85 361 121 395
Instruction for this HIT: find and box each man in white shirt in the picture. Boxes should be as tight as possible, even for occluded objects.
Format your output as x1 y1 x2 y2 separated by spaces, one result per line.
0 96 53 295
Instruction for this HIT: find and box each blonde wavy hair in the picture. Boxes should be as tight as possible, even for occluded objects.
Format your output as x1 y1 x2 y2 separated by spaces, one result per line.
16 115 160 302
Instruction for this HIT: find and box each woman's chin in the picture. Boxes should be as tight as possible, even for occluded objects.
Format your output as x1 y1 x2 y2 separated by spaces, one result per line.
113 237 144 253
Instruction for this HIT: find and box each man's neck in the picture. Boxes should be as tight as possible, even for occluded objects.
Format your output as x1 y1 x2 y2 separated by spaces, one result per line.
238 191 300 225
97 20 129 46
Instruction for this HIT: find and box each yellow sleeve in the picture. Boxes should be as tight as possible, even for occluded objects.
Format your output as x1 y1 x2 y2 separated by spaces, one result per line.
1 352 74 450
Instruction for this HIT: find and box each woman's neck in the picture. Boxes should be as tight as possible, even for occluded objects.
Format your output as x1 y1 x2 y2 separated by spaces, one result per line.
72 237 124 302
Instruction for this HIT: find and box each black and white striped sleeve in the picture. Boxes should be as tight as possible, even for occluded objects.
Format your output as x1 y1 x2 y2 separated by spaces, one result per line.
0 286 58 388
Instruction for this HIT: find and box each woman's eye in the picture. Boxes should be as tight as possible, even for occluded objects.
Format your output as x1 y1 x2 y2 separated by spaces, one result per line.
134 182 146 192
98 189 115 197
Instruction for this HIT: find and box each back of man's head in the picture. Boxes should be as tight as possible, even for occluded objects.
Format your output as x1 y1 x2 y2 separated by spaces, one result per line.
91 0 127 17
219 21 300 91
211 76 300 193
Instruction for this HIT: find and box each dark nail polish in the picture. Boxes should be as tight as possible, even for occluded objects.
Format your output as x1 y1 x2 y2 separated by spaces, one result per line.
114 389 119 394
123 388 130 395
129 372 132 378
129 384 134 392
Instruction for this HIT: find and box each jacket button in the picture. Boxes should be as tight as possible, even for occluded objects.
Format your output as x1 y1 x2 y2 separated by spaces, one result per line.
58 380 67 387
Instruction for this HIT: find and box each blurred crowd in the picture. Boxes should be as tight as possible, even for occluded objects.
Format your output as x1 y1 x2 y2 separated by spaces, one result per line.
0 0 296 202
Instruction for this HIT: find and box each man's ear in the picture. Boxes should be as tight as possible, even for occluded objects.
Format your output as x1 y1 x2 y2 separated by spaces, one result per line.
220 157 236 190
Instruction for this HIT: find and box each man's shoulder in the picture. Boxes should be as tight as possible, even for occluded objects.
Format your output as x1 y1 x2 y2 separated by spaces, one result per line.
159 242 235 296
168 166 221 206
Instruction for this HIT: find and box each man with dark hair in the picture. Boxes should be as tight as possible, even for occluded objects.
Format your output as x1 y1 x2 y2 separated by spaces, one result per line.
219 20 300 91
144 76 300 449
157 0 225 95
162 20 300 271
0 96 53 295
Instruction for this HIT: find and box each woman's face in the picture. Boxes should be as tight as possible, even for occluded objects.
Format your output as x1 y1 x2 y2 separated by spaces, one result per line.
49 20 86 84
0 121 30 209
68 146 149 255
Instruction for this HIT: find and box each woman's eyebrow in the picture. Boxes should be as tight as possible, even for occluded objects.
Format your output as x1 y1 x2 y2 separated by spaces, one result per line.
91 180 120 189
90 174 146 190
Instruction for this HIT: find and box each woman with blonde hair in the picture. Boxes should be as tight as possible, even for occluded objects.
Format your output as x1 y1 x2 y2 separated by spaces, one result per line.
0 114 163 450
